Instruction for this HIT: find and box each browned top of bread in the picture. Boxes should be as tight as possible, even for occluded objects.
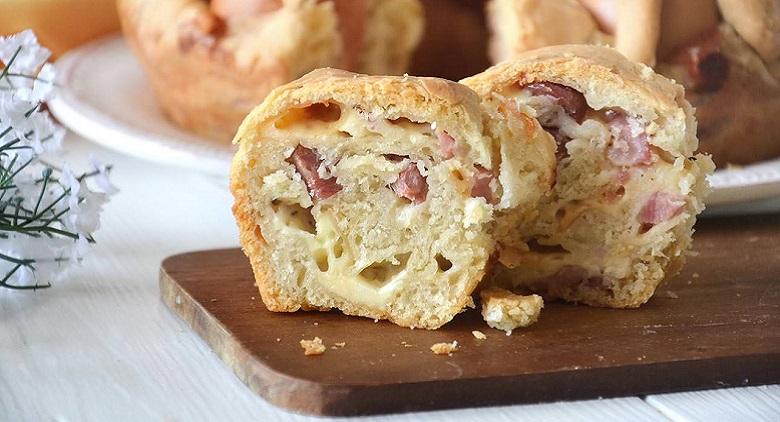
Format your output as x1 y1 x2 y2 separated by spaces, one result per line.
461 44 699 157
235 68 496 167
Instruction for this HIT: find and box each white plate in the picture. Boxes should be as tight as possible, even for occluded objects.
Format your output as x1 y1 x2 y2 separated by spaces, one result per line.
50 35 780 211
49 34 232 177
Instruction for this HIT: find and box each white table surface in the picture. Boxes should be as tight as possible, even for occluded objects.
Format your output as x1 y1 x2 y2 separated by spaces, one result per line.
1 133 778 422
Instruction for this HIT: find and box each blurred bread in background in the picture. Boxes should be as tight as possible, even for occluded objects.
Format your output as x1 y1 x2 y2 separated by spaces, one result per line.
118 0 424 141
486 0 780 166
0 0 120 58
410 0 490 81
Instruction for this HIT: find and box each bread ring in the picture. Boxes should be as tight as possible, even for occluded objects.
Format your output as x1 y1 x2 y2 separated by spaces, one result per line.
118 0 424 141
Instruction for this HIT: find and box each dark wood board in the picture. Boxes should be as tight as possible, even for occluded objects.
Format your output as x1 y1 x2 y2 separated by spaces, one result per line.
159 215 780 416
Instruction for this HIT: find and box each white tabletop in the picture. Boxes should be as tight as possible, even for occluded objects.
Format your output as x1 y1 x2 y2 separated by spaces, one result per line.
1 133 778 421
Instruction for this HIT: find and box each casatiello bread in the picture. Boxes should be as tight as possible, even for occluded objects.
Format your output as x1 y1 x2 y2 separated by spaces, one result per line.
462 45 715 308
484 0 780 166
230 68 556 329
118 0 424 140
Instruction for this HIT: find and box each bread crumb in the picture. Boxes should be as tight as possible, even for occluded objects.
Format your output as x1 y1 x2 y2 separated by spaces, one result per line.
472 330 487 340
664 290 679 299
333 342 346 348
692 273 700 278
480 287 543 334
276 338 281 342
374 319 379 323
430 341 459 355
313 322 319 326
401 341 413 348
300 337 326 356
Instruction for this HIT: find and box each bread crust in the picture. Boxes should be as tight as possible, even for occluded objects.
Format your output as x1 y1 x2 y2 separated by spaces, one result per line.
463 44 699 157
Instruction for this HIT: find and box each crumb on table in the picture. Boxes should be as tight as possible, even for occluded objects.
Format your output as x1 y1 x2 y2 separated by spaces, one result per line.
472 330 487 340
300 337 326 356
430 341 459 355
330 342 346 350
480 287 544 335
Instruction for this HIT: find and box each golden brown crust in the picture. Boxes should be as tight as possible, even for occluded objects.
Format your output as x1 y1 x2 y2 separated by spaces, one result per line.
462 44 699 157
234 68 494 165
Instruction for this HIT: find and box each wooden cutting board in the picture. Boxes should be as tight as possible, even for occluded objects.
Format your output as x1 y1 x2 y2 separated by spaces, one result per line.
159 215 780 416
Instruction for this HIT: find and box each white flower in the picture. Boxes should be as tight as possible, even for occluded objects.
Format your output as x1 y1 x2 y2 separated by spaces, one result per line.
74 182 107 234
0 30 50 77
29 63 56 103
89 156 119 195
0 30 114 289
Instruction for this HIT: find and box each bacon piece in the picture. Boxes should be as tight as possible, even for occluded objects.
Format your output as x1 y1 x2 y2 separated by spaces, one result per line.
471 165 496 204
672 28 729 93
437 131 458 159
391 163 428 205
524 82 588 124
287 145 342 200
605 110 653 167
639 192 686 225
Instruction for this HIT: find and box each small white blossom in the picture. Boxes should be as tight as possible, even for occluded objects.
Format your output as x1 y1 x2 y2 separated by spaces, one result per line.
0 31 115 290
0 30 50 76
89 156 118 195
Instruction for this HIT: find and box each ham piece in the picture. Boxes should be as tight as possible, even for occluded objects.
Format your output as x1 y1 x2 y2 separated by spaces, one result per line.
437 131 458 159
639 192 686 224
605 110 653 167
524 82 588 124
391 162 428 205
287 145 342 200
471 165 496 204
